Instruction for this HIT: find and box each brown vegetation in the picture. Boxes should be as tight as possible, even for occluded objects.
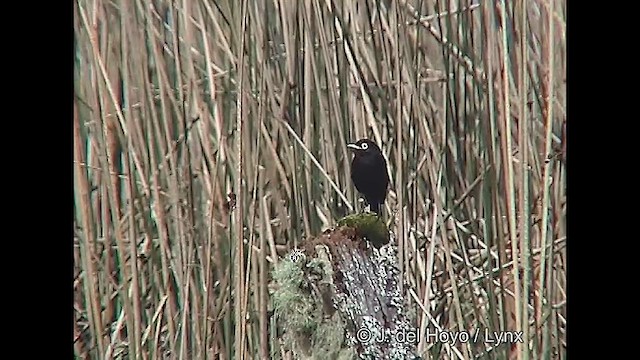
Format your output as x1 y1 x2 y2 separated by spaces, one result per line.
74 0 566 358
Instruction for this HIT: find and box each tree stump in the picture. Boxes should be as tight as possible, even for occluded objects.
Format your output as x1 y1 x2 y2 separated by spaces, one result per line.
272 213 420 359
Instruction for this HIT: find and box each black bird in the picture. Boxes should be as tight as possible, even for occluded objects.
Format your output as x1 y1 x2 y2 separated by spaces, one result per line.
347 139 389 214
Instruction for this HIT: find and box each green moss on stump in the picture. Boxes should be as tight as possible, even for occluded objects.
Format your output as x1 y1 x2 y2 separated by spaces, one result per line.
337 212 389 248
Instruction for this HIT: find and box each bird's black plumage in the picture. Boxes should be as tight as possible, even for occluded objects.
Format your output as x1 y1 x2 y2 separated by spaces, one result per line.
347 139 389 214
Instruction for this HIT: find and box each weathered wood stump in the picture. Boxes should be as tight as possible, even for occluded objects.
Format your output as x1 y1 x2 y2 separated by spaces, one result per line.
272 213 420 359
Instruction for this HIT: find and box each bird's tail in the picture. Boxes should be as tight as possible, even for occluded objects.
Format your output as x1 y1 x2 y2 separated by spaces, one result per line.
370 202 381 215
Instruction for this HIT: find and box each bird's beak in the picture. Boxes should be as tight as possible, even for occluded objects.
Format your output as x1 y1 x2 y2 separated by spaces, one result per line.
347 143 362 151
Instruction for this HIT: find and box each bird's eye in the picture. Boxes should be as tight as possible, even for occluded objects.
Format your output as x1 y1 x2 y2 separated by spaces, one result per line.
361 142 369 150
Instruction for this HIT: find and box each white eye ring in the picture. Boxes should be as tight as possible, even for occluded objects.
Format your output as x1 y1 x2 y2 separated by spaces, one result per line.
361 142 369 150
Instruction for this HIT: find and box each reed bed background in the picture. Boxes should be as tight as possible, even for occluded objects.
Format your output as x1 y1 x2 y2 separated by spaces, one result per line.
73 0 566 359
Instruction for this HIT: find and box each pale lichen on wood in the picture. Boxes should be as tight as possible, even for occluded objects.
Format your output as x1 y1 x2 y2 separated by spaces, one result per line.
273 214 420 359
